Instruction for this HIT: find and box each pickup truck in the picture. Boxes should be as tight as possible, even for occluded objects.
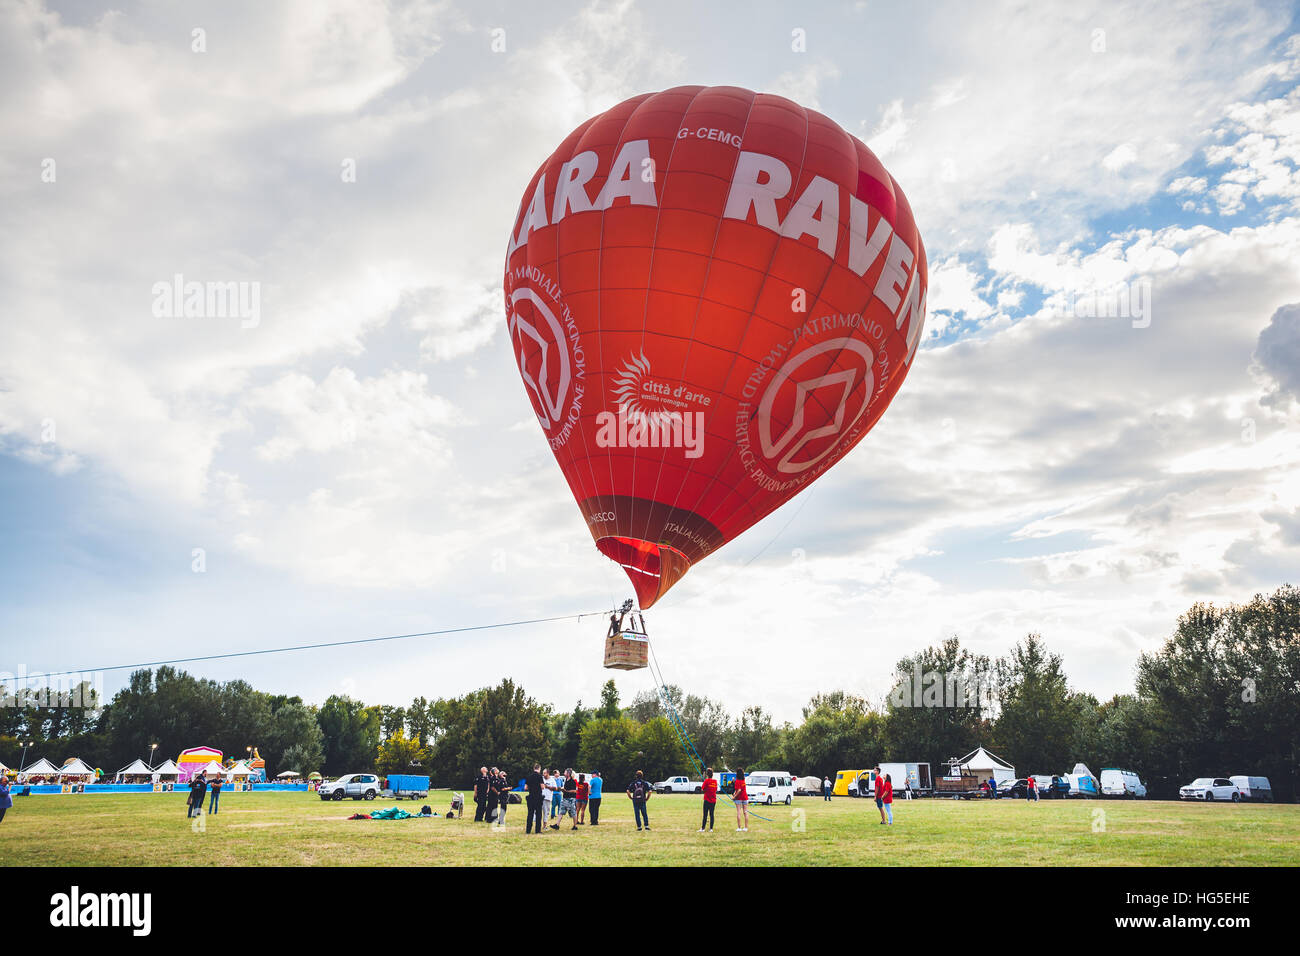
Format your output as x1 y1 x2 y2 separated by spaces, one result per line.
318 773 381 801
654 775 703 794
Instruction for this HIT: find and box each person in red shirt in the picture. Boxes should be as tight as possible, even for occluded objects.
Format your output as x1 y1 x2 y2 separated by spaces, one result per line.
881 773 894 825
732 768 749 832
699 768 719 832
576 773 590 824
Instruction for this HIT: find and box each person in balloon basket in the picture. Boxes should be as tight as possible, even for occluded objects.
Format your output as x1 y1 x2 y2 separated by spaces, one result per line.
627 770 654 831
588 770 603 826
525 764 546 834
732 769 749 831
880 773 894 825
473 766 490 822
698 768 718 832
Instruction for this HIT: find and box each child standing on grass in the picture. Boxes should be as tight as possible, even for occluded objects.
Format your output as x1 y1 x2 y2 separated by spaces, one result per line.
733 768 749 831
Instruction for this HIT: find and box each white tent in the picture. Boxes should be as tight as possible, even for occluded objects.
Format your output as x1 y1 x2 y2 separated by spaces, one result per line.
152 759 179 778
58 757 96 777
224 761 254 777
955 747 1015 784
199 760 225 776
20 757 58 776
276 770 301 779
117 758 153 777
0 759 9 773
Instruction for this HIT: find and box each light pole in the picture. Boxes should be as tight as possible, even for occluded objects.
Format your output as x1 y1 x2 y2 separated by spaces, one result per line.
149 743 158 770
19 740 32 771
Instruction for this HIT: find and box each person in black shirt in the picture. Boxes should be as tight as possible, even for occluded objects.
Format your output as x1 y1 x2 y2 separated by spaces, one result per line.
188 774 208 818
626 769 653 831
473 767 490 822
494 769 511 827
525 763 545 834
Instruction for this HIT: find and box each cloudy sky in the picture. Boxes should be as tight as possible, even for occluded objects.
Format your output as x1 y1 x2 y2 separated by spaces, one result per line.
2 0 1298 725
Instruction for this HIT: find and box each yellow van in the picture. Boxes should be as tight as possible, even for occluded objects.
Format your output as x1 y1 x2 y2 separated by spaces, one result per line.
833 769 864 797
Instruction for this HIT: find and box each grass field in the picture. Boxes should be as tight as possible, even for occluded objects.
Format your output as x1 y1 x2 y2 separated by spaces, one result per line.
3 791 1298 866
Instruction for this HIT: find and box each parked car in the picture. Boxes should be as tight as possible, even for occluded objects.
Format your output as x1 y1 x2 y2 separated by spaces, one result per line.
1099 768 1146 798
745 771 794 805
1001 778 1031 799
1179 777 1241 801
1229 776 1272 802
1032 774 1070 798
318 773 381 801
654 775 702 794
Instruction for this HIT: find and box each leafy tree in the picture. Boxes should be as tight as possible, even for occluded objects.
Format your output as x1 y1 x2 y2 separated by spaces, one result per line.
577 716 640 786
265 702 325 777
677 693 731 767
1137 586 1300 799
726 706 785 769
992 634 1080 773
279 741 324 777
596 680 621 720
557 701 591 769
626 686 665 723
883 637 993 772
317 695 380 774
376 729 431 775
783 692 884 777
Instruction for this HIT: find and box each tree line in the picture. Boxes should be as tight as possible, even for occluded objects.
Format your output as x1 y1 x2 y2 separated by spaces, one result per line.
2 585 1295 799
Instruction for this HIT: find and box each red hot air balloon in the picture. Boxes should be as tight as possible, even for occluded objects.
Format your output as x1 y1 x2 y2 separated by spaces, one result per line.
504 86 927 609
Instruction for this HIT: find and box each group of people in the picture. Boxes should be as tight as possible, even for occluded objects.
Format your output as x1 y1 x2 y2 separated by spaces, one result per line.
699 766 753 832
185 774 222 818
472 765 608 832
520 766 605 832
471 767 515 825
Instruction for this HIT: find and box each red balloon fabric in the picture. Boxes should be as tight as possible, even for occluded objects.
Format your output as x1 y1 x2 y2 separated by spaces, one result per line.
504 85 927 608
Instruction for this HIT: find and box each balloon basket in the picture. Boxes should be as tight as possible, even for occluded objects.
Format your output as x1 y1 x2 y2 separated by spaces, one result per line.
603 631 649 670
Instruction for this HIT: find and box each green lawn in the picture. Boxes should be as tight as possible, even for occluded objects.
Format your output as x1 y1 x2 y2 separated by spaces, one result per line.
2 791 1297 866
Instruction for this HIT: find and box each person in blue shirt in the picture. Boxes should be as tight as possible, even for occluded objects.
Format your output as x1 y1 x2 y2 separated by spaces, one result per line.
588 771 603 826
0 774 13 823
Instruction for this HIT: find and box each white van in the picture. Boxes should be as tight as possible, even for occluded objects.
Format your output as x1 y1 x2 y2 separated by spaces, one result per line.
1229 776 1272 802
745 771 794 805
1099 768 1147 798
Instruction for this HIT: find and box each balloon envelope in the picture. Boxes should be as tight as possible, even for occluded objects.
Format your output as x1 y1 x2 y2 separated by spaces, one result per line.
504 85 927 607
